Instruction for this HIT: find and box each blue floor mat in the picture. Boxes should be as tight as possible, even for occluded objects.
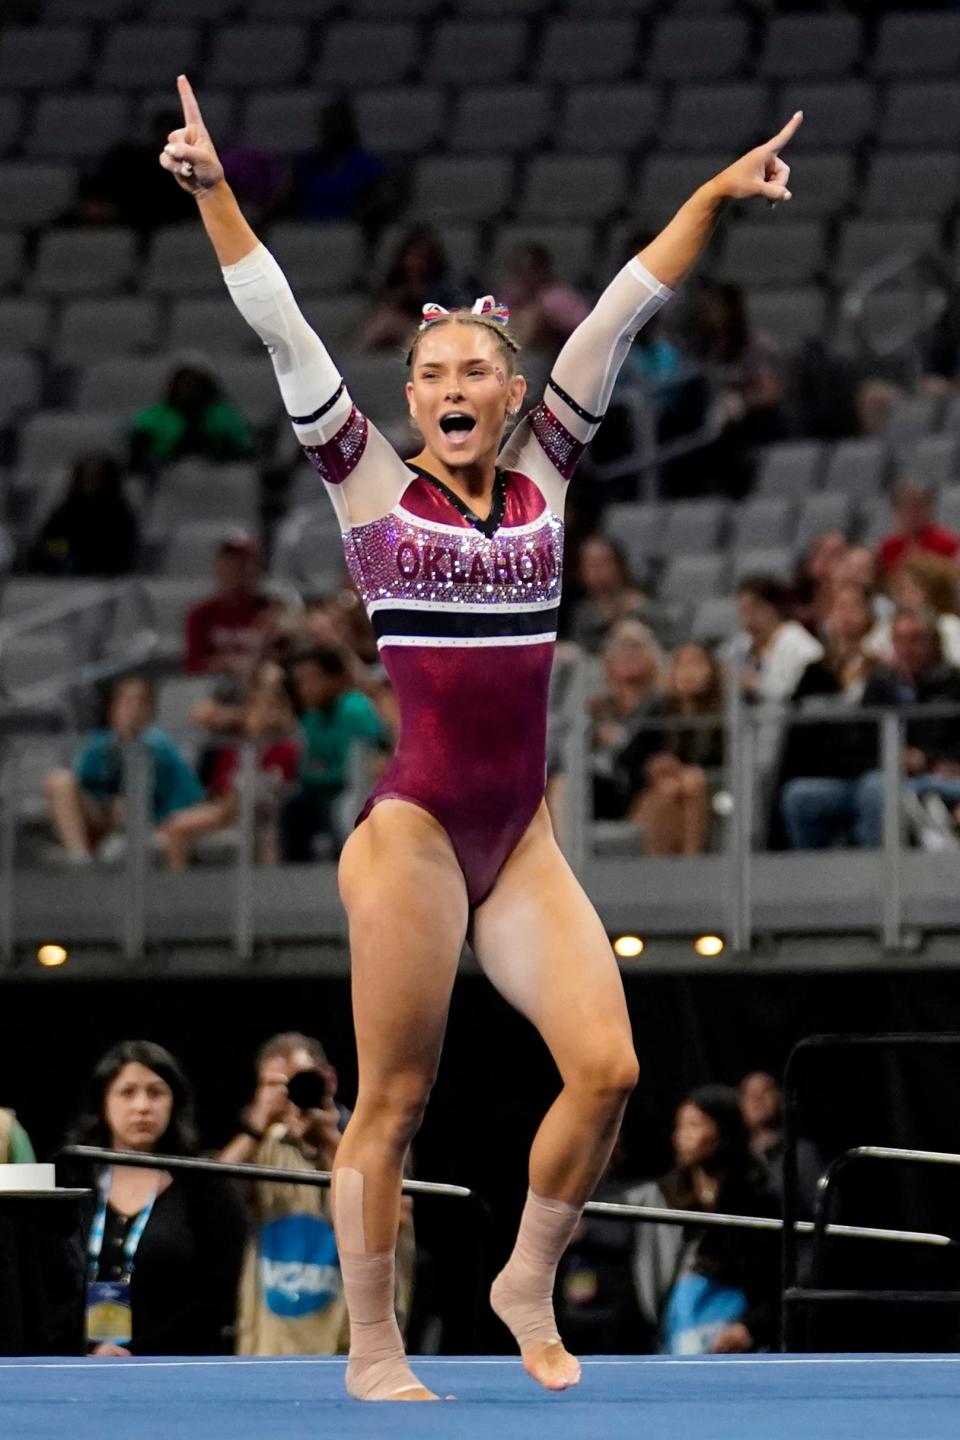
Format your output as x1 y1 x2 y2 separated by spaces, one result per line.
2 1354 958 1440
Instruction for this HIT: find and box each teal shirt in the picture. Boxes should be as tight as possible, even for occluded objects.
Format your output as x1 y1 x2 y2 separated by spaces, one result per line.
75 726 202 821
299 692 387 789
9 1119 36 1164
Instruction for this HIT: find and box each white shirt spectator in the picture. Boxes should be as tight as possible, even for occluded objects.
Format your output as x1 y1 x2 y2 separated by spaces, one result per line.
728 620 824 703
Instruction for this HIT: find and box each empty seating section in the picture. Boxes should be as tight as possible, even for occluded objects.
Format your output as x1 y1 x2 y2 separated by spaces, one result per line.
0 4 958 627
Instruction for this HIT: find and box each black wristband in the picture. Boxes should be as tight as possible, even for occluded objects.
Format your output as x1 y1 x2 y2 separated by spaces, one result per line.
237 1119 264 1142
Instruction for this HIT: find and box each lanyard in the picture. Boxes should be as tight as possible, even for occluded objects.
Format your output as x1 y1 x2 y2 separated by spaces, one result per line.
87 1167 158 1283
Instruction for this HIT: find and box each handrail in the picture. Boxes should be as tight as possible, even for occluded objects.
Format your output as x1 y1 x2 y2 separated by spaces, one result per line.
582 1198 951 1248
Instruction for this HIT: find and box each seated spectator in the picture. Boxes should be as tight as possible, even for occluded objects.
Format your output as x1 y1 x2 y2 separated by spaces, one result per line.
731 574 823 703
358 226 462 354
738 1071 822 1216
867 553 960 668
284 99 386 226
62 1039 246 1358
0 1106 36 1164
783 607 960 848
163 679 300 870
60 109 194 237
569 536 673 655
877 479 960 577
620 642 724 855
589 619 664 821
185 534 271 677
280 647 390 861
45 677 202 864
500 242 589 357
834 544 893 619
627 1086 779 1355
29 453 140 578
792 530 849 639
129 362 253 476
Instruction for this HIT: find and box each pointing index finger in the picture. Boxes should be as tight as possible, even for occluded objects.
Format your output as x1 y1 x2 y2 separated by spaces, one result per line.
768 110 803 154
177 73 203 131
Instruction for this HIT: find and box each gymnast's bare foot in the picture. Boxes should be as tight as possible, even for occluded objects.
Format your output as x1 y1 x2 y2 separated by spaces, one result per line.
521 1338 581 1391
391 1384 442 1401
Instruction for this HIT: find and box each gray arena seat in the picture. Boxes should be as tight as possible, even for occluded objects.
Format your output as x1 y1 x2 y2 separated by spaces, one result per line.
316 22 419 86
861 151 960 219
537 20 638 82
0 355 41 429
356 88 446 156
267 222 364 295
883 393 943 449
240 90 325 153
148 462 261 534
0 97 24 156
27 94 129 162
905 434 958 490
519 155 626 222
54 297 161 364
662 500 729 556
795 493 853 551
143 229 227 296
0 298 52 352
880 82 960 149
558 86 661 155
29 229 136 297
451 87 550 155
732 546 793 582
411 156 512 222
45 0 136 17
0 27 91 89
602 502 662 568
95 25 201 89
646 17 749 82
76 357 170 415
242 0 336 14
730 498 795 551
754 441 825 500
16 412 125 477
775 81 875 152
142 0 238 16
638 152 731 224
165 296 257 357
746 289 830 350
337 354 408 430
371 222 480 288
692 596 740 646
822 438 888 501
216 360 282 431
758 152 854 219
206 25 309 89
162 522 259 579
154 675 217 750
758 14 862 79
659 553 729 605
661 84 768 153
721 219 824 289
299 296 368 352
492 225 595 286
356 0 445 14
427 22 529 84
0 233 24 292
835 220 942 285
0 164 76 228
143 579 209 653
938 485 960 534
137 90 235 145
872 12 960 79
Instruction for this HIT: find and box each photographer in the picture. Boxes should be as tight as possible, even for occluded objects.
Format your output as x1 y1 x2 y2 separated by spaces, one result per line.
222 1033 413 1357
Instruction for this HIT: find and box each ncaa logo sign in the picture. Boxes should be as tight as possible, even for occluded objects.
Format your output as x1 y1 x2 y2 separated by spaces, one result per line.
259 1214 342 1318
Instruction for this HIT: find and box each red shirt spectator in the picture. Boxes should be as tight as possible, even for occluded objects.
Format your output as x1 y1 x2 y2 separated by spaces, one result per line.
185 534 270 674
877 481 960 576
208 738 300 797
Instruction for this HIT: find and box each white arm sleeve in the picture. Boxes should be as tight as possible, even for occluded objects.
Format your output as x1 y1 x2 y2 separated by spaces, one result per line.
501 257 673 512
221 243 408 527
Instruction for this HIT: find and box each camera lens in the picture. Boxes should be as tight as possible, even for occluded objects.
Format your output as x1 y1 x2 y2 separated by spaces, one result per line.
286 1069 327 1111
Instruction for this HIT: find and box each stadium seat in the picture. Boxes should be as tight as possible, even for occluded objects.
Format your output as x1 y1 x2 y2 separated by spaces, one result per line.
835 220 942 286
45 0 136 17
758 15 862 80
602 502 662 568
732 546 793 583
451 87 551 155
154 675 217 752
26 94 130 162
142 0 243 17
751 152 853 219
537 20 638 82
142 230 227 296
558 85 661 155
0 96 24 156
659 553 729 605
143 579 210 653
356 0 443 15
938 485 960 533
775 81 875 152
0 164 76 228
240 91 324 153
492 225 595 287
214 360 281 431
754 441 825 500
795 493 853 551
162 521 260 579
164 297 256 358
95 26 201 89
137 90 235 146
206 26 309 89
29 229 136 298
241 0 337 15
299 295 368 353
0 27 91 90
661 84 769 153
270 502 343 587
646 18 749 82
905 434 958 490
0 633 72 695
691 596 740 646
148 461 261 533
638 152 730 224
0 233 24 293
884 394 943 448
371 222 480 289
730 498 795 551
872 12 960 79
662 500 729 556
427 22 530 84
879 82 960 150
746 289 830 350
411 157 512 222
0 355 41 429
355 87 446 156
76 357 171 415
519 155 627 222
720 219 824 289
16 412 125 478
861 151 960 219
563 0 657 13
266 221 364 296
337 354 408 430
0 297 51 352
54 297 161 365
449 0 548 12
821 438 888 501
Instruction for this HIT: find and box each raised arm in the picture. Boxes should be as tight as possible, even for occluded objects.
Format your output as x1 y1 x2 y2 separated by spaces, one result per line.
507 112 803 491
160 76 408 525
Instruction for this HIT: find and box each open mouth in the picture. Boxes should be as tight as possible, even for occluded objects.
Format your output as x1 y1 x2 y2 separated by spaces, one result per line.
439 412 476 435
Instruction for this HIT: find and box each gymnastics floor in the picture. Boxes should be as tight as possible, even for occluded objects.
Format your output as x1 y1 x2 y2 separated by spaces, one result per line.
2 1354 958 1439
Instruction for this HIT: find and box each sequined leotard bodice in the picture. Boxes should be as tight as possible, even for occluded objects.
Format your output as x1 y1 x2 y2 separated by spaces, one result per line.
222 244 671 904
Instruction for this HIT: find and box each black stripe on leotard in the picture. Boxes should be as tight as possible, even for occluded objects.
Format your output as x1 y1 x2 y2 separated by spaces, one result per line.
289 380 346 427
546 376 603 428
372 605 560 641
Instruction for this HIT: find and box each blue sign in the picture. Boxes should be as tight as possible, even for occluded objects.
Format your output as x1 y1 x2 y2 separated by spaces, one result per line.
258 1214 341 1318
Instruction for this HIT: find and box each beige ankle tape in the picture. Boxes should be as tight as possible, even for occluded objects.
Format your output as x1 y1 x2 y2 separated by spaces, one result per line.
490 1187 581 1351
333 1168 422 1400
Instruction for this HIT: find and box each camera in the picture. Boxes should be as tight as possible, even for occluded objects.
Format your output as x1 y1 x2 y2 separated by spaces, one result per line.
286 1069 328 1112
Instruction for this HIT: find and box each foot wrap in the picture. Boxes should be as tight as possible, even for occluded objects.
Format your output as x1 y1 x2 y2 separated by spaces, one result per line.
490 1187 581 1350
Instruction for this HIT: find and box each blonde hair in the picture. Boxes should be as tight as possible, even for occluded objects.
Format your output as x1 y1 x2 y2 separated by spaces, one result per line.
895 552 959 617
404 311 521 372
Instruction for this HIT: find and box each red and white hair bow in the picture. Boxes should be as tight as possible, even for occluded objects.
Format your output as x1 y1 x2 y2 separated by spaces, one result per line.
419 296 511 330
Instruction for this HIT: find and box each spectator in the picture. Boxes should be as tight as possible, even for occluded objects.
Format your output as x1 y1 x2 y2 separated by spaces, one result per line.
220 1031 415 1356
867 553 960 668
45 677 202 864
61 109 194 237
732 574 824 703
792 530 849 639
877 479 960 577
500 242 590 357
163 680 300 870
129 362 253 476
0 1106 36 1164
738 1071 822 1216
64 1039 246 1357
284 99 386 226
589 619 665 821
280 647 390 861
28 453 139 578
569 536 673 656
185 534 271 677
782 608 960 848
621 643 725 855
627 1086 779 1355
358 226 461 354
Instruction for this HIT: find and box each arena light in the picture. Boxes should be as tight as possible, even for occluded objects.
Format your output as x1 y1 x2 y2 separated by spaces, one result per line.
613 935 644 959
694 935 724 958
37 944 68 968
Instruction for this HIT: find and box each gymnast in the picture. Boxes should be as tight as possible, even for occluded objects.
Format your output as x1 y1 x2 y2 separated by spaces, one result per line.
160 75 801 1401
